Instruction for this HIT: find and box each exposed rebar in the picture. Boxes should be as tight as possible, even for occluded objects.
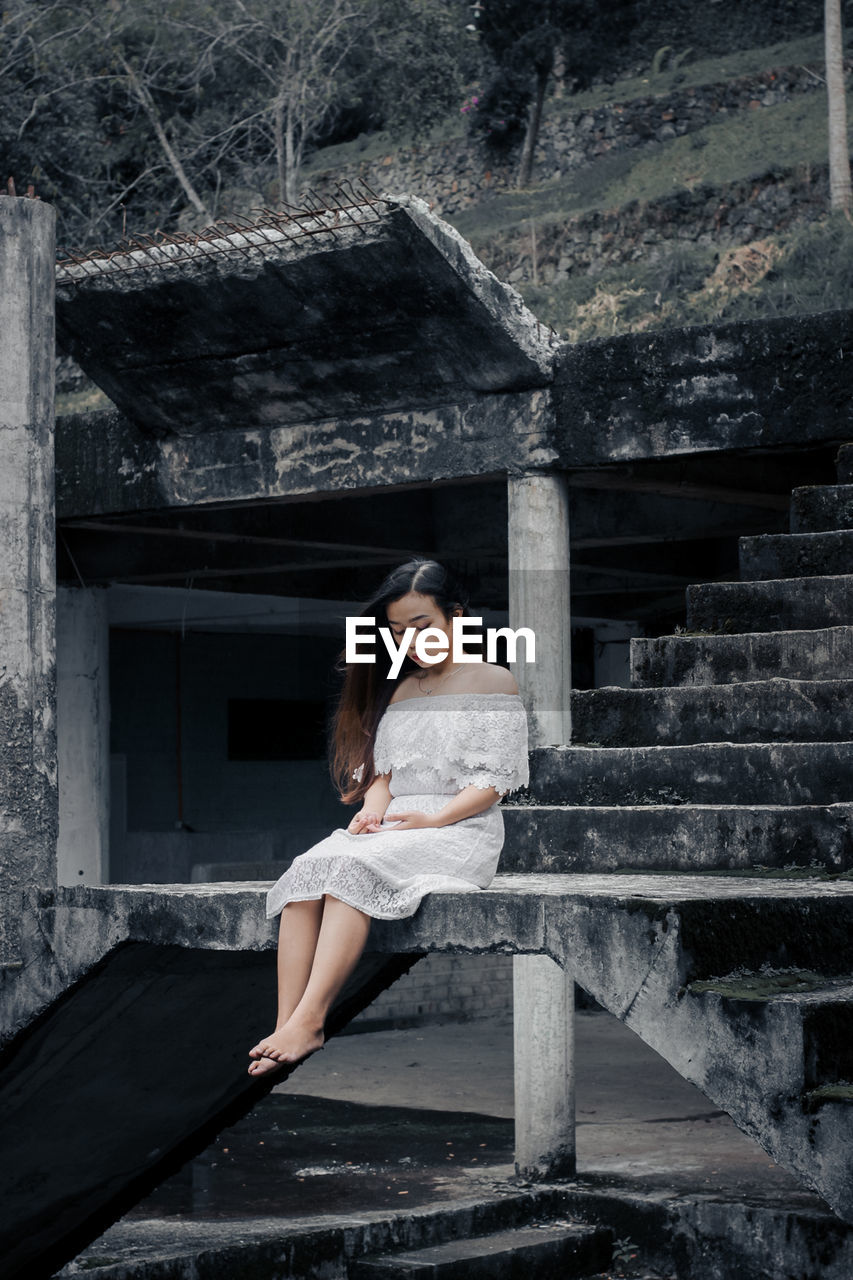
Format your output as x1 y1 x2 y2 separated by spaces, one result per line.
56 181 389 286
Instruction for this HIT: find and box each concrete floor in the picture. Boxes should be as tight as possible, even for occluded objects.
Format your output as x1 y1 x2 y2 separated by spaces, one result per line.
279 1009 805 1202
62 1009 843 1279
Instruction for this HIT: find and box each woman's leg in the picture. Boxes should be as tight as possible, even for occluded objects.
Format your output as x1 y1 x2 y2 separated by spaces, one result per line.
248 895 371 1076
248 898 324 1060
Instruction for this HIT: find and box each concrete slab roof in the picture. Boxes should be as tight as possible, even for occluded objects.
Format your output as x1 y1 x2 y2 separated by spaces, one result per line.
55 193 557 435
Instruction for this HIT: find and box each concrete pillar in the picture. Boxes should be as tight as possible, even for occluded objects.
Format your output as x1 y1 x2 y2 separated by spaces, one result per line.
513 953 575 1178
508 475 574 1176
0 198 57 965
57 587 110 886
507 472 571 747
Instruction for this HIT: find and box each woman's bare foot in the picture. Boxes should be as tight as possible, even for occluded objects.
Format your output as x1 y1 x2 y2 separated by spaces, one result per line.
247 1017 325 1076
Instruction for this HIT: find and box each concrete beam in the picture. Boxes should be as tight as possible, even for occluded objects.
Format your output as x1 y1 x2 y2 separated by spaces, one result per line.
0 197 57 970
55 197 556 435
56 393 556 519
554 309 853 465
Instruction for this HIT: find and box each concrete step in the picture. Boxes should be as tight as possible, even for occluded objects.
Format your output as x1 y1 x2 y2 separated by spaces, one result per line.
527 742 853 806
686 975 853 1089
571 678 853 746
683 974 853 1132
740 529 853 581
58 1191 614 1280
801 993 853 1088
350 1221 612 1279
791 485 853 533
837 444 853 484
630 625 853 686
501 803 853 874
686 575 853 633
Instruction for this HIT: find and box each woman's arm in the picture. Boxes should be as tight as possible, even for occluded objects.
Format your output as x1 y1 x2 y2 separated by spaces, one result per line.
348 772 393 834
381 784 501 831
432 785 501 826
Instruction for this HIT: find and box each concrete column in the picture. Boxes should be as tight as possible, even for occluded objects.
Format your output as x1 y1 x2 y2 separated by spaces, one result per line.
513 953 575 1179
507 472 571 747
57 586 110 886
0 198 57 966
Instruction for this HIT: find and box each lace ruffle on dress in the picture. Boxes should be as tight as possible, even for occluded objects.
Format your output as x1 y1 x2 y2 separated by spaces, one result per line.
265 691 529 922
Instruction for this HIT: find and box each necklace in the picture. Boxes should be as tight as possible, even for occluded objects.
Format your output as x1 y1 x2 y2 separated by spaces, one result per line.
416 663 464 696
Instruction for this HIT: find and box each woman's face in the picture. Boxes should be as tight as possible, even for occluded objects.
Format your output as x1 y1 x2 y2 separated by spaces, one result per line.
385 591 461 668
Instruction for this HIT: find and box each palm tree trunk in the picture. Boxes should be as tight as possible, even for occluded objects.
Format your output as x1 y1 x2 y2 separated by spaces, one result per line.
826 0 852 215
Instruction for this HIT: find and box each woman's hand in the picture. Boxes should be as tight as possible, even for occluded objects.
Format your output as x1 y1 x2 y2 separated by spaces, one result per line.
347 809 384 835
368 810 437 831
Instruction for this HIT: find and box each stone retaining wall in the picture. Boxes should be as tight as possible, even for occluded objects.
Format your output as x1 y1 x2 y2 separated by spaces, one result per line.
485 166 830 287
306 63 842 219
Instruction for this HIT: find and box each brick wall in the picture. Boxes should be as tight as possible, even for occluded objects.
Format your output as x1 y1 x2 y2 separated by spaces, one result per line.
351 953 513 1029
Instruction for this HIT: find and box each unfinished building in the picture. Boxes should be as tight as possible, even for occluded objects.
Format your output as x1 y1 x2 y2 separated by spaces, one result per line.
2 187 853 1278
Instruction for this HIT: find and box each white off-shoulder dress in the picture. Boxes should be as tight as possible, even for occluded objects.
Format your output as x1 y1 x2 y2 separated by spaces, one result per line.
265 691 529 921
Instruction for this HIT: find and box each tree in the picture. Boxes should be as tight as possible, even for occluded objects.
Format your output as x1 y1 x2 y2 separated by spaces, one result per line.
2 0 474 241
471 0 636 188
185 0 368 206
356 0 478 141
825 0 852 216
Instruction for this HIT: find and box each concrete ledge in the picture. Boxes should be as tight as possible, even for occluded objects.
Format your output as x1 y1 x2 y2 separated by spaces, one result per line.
791 485 853 534
527 741 853 806
57 1181 853 1280
55 874 853 964
55 197 556 437
631 625 853 686
55 390 556 517
572 679 853 745
740 530 853 581
687 575 853 633
553 309 853 466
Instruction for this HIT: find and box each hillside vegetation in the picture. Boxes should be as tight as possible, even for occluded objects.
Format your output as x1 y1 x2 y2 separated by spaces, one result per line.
303 31 853 345
446 34 853 340
54 24 853 412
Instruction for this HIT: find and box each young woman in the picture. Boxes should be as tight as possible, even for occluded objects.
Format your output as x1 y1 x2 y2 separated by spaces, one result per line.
248 558 529 1077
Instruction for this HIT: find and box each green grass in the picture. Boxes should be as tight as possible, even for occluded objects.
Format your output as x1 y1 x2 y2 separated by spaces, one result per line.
305 32 831 182
452 80 851 246
689 969 830 1000
518 214 853 341
55 384 112 416
546 32 828 115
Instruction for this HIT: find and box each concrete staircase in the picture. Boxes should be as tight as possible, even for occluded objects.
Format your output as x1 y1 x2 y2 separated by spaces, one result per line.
350 1218 611 1279
500 445 853 1223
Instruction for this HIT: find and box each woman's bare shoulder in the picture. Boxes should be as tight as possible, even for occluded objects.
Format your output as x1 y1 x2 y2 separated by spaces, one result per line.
388 673 421 704
463 662 519 695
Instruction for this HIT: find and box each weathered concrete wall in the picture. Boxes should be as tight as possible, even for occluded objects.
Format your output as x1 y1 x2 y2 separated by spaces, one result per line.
55 391 556 517
554 309 853 466
55 307 852 518
0 198 57 972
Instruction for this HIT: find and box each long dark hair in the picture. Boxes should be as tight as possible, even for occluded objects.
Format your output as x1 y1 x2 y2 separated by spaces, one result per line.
329 559 472 805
